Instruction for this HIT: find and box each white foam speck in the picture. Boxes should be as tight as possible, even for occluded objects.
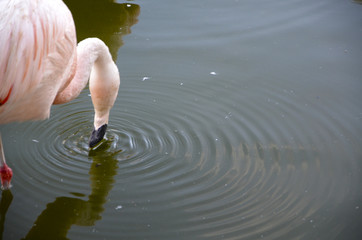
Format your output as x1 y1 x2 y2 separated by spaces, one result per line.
115 205 123 210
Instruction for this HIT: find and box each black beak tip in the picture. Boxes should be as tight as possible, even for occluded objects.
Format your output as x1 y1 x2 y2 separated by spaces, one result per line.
89 124 108 148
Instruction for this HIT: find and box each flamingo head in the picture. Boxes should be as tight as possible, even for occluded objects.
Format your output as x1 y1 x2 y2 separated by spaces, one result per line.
0 164 13 190
89 124 108 148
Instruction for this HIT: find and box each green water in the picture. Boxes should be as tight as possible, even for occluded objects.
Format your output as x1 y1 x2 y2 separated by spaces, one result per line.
1 0 361 239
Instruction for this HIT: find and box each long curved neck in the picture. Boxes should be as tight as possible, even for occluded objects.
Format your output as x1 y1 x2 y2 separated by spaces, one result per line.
53 38 114 105
54 38 120 133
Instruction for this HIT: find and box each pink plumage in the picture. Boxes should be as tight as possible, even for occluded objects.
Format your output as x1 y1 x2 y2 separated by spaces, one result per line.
0 0 76 123
0 0 121 189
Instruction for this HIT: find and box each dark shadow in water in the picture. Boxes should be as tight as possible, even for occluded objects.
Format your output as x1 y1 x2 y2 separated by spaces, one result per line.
21 141 121 240
63 0 140 60
0 191 13 240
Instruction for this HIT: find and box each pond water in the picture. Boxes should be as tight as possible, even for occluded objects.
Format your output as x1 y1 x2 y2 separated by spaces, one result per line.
1 0 362 239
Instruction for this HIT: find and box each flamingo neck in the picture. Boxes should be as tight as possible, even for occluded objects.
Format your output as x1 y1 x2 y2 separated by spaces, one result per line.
53 38 120 131
53 38 114 105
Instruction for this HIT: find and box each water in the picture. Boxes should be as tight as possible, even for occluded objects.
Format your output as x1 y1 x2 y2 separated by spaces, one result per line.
1 0 362 239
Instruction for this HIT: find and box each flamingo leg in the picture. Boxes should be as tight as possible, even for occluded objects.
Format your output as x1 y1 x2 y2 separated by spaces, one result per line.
0 134 13 190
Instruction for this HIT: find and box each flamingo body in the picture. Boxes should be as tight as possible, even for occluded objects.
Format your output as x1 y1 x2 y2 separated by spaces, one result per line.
0 0 77 123
0 0 121 189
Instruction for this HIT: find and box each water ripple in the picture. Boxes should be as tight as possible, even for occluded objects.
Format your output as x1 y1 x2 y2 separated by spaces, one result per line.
5 68 357 239
2 0 360 238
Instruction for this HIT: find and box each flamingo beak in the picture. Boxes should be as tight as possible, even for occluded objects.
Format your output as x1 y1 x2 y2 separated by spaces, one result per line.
89 124 107 148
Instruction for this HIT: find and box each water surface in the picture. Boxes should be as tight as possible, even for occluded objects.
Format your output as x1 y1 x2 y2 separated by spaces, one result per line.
1 0 362 239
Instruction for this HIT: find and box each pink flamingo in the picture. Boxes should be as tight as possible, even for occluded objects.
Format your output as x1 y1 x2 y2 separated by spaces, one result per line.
0 0 120 189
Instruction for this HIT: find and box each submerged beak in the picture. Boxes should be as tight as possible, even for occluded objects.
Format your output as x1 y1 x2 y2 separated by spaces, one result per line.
89 124 108 148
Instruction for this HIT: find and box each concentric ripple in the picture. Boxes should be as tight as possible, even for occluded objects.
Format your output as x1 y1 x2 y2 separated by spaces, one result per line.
89 73 357 240
1 0 361 239
4 68 359 239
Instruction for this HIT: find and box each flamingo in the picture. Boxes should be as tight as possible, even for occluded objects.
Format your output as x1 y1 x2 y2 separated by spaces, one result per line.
0 0 121 189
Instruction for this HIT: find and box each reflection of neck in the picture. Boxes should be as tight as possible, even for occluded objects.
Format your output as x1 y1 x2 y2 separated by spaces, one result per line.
24 197 84 239
22 148 119 239
87 153 118 215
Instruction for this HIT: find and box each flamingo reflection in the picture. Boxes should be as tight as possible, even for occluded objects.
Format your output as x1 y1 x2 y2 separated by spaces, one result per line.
22 140 121 240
